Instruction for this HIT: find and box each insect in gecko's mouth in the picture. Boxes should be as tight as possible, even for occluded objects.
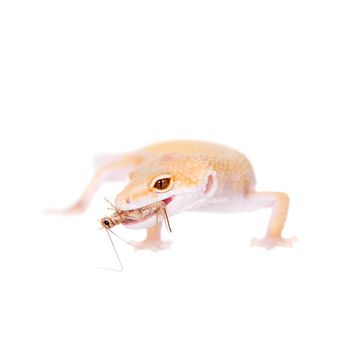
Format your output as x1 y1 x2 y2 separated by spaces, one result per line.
123 196 173 225
100 197 173 229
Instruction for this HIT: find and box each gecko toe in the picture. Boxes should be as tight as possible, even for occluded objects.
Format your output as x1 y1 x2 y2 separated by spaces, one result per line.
251 236 297 250
128 240 173 252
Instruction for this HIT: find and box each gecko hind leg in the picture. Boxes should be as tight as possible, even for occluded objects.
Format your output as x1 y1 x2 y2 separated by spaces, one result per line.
129 223 172 252
246 191 297 249
51 153 144 215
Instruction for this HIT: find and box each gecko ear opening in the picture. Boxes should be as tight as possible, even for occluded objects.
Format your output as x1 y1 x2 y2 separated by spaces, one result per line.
202 171 217 197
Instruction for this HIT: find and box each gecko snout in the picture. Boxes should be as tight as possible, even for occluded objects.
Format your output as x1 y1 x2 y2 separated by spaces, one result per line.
116 196 132 207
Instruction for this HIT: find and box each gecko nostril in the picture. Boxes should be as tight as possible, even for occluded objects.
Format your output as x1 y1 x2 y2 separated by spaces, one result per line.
125 197 130 204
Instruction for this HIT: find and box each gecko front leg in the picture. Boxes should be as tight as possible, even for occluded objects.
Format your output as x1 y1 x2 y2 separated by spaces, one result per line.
246 191 296 249
128 223 172 251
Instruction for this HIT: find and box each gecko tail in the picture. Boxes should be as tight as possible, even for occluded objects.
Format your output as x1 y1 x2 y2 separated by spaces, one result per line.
93 153 125 169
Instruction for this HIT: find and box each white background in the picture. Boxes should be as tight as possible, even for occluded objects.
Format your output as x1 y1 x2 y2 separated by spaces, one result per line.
1 1 349 349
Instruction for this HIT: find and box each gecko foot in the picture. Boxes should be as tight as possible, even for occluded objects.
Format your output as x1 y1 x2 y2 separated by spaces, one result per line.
250 236 297 250
128 239 173 252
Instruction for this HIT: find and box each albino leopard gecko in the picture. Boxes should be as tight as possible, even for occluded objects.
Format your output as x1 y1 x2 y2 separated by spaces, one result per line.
62 140 294 249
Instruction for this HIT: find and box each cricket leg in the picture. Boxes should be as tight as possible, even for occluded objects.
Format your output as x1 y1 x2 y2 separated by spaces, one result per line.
246 191 296 249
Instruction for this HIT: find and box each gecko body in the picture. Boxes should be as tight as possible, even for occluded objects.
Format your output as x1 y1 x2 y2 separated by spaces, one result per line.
64 140 293 249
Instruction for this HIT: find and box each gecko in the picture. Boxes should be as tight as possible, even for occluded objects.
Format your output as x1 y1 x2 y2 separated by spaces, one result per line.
61 140 294 249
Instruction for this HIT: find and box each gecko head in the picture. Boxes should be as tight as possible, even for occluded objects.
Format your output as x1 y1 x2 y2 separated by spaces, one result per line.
114 154 218 229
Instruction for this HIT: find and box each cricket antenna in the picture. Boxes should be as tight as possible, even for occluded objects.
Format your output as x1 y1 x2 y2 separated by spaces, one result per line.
107 227 129 244
105 229 123 272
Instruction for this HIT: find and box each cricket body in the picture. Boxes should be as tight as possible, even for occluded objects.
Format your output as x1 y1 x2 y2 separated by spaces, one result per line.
65 140 294 249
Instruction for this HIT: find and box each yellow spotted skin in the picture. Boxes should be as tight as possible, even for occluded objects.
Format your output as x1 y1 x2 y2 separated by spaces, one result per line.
113 141 256 207
121 150 256 203
142 140 256 189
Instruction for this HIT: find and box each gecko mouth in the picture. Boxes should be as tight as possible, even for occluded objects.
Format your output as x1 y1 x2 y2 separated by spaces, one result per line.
100 197 173 230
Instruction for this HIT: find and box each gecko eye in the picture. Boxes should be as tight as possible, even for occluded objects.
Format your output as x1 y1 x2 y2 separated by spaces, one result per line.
154 178 170 189
151 175 173 192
